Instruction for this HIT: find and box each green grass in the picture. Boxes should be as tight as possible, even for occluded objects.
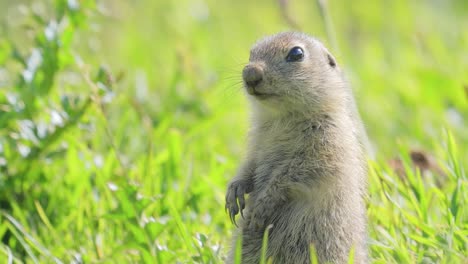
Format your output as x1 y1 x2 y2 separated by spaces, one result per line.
0 0 467 263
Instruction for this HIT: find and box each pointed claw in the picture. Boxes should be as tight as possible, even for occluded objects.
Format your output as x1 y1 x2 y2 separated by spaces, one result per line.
226 179 251 226
236 189 245 211
230 209 238 227
239 199 245 210
240 200 245 219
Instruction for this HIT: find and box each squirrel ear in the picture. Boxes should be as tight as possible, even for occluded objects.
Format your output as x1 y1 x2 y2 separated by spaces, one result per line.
326 53 337 68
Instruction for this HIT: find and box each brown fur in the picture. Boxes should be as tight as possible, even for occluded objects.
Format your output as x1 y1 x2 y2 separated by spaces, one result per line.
225 32 368 264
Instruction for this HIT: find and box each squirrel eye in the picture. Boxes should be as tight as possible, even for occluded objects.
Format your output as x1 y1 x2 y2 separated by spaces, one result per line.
286 47 304 62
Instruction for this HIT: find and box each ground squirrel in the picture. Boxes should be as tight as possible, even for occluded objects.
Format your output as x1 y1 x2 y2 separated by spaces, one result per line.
225 32 368 264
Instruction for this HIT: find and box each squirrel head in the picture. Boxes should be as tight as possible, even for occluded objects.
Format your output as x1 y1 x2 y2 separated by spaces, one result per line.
243 32 349 119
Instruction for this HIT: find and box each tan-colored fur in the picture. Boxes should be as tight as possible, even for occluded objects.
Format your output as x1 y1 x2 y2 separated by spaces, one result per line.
225 32 368 264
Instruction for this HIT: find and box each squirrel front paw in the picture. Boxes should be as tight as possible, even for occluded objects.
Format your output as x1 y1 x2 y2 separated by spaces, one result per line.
225 178 253 226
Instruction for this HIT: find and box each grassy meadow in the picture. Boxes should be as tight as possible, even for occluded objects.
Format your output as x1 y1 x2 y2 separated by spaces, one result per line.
0 0 467 263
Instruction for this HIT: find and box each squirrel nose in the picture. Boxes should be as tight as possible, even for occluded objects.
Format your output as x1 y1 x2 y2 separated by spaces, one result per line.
243 64 264 89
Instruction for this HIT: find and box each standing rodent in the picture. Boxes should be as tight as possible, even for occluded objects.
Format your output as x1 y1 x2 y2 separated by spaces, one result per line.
225 32 368 264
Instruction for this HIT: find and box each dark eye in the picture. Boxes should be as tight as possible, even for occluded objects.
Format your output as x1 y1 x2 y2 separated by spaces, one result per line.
286 47 304 62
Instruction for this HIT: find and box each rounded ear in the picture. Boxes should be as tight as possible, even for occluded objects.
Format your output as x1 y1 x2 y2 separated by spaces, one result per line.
326 53 337 68
319 43 337 68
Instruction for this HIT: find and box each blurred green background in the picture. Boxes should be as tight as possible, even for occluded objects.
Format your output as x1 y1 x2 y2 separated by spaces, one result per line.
0 0 467 263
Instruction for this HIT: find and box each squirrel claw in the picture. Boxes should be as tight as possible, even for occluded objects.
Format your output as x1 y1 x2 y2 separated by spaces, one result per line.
226 178 251 226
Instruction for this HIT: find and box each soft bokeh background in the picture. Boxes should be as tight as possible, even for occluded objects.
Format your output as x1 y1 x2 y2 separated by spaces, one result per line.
0 0 467 263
